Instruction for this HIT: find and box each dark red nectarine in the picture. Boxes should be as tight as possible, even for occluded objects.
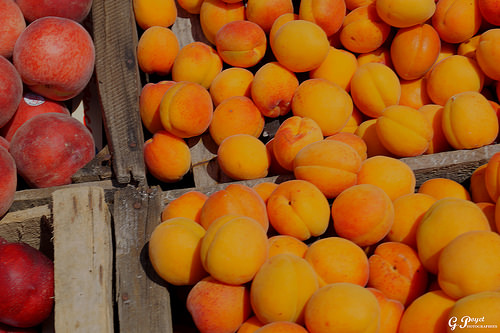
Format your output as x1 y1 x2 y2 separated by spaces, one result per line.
15 0 93 23
0 0 26 59
0 56 23 128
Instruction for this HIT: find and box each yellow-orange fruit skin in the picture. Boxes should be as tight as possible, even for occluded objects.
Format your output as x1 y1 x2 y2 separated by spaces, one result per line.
133 0 177 30
137 26 179 76
432 0 482 44
476 28 500 81
298 0 346 37
375 0 436 28
446 291 500 333
199 0 246 45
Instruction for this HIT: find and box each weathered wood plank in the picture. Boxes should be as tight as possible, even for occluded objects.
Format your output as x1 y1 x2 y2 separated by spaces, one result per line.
114 186 173 333
52 186 114 332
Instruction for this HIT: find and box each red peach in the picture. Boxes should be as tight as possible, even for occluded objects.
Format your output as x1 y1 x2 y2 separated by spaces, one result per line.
0 146 16 218
0 0 26 58
0 56 23 128
15 0 93 22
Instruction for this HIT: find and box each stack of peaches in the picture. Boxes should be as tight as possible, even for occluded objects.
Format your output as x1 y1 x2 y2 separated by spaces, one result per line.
135 0 500 332
0 0 97 218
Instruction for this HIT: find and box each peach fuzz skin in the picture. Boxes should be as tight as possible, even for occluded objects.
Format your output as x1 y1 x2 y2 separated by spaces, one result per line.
298 0 346 37
137 26 179 76
199 0 245 45
267 235 308 259
139 80 175 134
132 0 177 30
245 0 294 34
209 67 254 107
0 0 26 58
161 191 208 224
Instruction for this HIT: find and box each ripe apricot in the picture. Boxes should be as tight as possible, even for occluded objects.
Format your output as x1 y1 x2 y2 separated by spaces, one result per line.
350 62 401 118
304 282 381 333
485 152 500 202
238 316 264 333
268 235 308 259
332 183 394 247
457 34 481 60
269 13 298 44
476 202 497 232
250 253 319 324
143 130 191 183
200 215 268 285
479 0 500 26
298 0 346 37
209 67 253 107
293 139 363 199
271 20 330 73
215 20 267 68
137 26 179 76
432 0 482 44
309 47 358 92
161 191 208 223
255 321 308 332
271 116 324 171
217 134 270 180
418 103 453 154
438 230 500 299
354 119 395 157
345 0 375 10
171 42 223 89
177 0 203 14
187 276 252 333
133 0 177 30
199 0 245 45
357 155 416 201
476 28 500 81
342 106 364 133
416 197 491 275
367 288 404 333
441 91 498 150
470 164 494 203
266 179 331 241
325 132 368 160
252 182 279 204
159 81 213 138
209 96 265 146
251 61 299 118
357 45 392 67
399 78 433 110
245 0 294 34
305 237 370 287
139 80 175 134
418 178 471 201
375 0 435 28
446 291 500 333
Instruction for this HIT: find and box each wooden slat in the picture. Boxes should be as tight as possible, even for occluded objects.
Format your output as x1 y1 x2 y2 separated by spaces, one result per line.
52 186 114 332
113 186 173 333
91 0 146 185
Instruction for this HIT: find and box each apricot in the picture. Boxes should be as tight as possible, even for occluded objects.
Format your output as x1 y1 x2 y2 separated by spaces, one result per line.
159 81 213 138
457 35 481 60
476 202 497 232
199 183 269 231
305 237 370 287
426 55 484 106
470 164 494 203
339 4 392 54
245 0 294 34
143 130 191 183
132 0 177 30
387 193 437 248
390 24 441 80
209 67 253 107
171 42 223 89
418 103 453 154
293 139 363 199
139 80 175 134
357 155 416 201
342 106 365 134
251 61 299 118
250 253 319 324
332 183 394 247
438 230 500 299
376 104 433 157
215 20 267 68
200 215 268 285
398 290 456 333
271 116 324 171
217 134 270 180
485 152 500 202
304 282 381 333
432 0 482 44
0 0 26 59
269 13 298 44
148 217 207 285
479 0 500 26
345 0 375 10
291 79 353 136
238 316 264 333
354 119 395 157
418 178 471 201
416 197 491 275
265 138 290 175
298 0 346 37
367 288 404 333
446 291 500 333
266 179 330 241
252 182 279 204
137 26 179 76
199 0 245 45
187 276 251 333
309 47 358 92
375 0 435 28
399 78 433 110
325 132 368 161
476 28 500 81
177 0 203 14
267 235 308 259
357 45 392 67
161 191 208 223
441 90 498 150
350 62 401 118
209 96 265 146
255 321 308 333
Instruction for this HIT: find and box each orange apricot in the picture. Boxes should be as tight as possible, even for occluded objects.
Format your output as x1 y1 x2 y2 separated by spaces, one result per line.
143 130 191 183
271 20 330 73
325 132 368 161
418 178 471 201
309 46 358 92
187 276 252 333
265 138 291 176
341 106 365 134
159 81 213 138
139 80 175 134
476 28 500 81
375 0 436 28
269 13 298 45
446 291 500 333
367 288 404 333
255 322 308 333
291 78 353 136
133 0 177 30
305 236 370 287
266 179 331 241
137 26 179 76
441 90 498 150
332 183 394 247
251 61 299 118
171 41 223 89
252 181 279 204
177 0 203 14
345 0 375 10
217 134 270 180
476 202 497 232
485 152 500 202
418 103 453 154
357 45 393 67
457 34 481 60
293 139 363 199
199 183 269 231
199 0 246 45
267 235 308 259
209 96 265 145
209 67 253 107
432 0 482 44
350 62 401 118
479 0 500 26
238 316 265 333
470 164 494 203
245 0 294 34
215 20 267 68
399 78 433 110
161 191 208 223
298 0 346 37
354 119 395 157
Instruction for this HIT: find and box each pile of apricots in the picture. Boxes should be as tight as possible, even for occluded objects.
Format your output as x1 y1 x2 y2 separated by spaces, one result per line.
133 0 500 331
